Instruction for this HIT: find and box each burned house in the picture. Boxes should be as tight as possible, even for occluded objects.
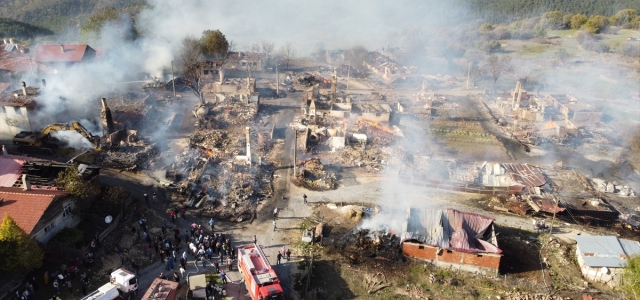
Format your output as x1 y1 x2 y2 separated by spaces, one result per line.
478 162 547 195
352 102 392 123
201 77 257 104
363 51 415 81
0 82 38 139
226 51 264 71
401 208 502 275
575 235 640 286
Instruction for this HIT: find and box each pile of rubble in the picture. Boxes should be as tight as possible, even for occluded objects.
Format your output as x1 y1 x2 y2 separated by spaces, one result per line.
592 179 636 197
198 104 259 128
189 130 232 157
163 77 189 92
294 158 337 190
97 142 160 171
329 147 390 172
329 229 403 265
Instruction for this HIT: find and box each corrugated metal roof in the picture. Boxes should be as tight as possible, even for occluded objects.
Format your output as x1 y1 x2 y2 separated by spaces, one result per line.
401 208 501 254
575 235 624 256
502 163 546 187
575 235 632 268
582 256 625 268
619 239 640 257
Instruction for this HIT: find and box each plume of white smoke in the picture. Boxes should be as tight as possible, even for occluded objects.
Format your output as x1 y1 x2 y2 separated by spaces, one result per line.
50 130 94 149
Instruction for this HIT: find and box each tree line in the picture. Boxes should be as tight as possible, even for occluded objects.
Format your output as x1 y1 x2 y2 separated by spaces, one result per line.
467 0 640 24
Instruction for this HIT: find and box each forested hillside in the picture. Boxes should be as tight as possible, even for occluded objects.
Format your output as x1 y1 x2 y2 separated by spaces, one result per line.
0 0 144 32
467 0 640 23
0 17 52 38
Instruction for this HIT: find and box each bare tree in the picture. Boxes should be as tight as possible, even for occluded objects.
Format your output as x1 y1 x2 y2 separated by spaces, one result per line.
280 42 296 70
260 40 275 66
486 55 513 90
241 44 261 79
180 35 204 101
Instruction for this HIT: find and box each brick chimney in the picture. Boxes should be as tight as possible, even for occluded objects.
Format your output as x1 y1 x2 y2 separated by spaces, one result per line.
21 81 26 96
60 44 64 53
22 174 31 191
101 98 115 135
41 79 46 88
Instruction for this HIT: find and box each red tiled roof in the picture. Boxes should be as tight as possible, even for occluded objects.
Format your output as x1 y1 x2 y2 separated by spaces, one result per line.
502 163 547 187
35 44 92 63
0 56 32 72
0 187 69 234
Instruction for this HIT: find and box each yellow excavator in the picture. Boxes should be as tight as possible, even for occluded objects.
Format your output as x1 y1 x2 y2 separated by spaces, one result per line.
13 121 101 163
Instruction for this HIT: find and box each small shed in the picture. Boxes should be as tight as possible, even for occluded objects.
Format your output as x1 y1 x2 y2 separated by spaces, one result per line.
188 274 207 298
575 235 640 286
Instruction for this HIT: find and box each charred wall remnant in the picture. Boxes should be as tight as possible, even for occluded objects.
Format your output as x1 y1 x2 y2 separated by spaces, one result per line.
101 97 115 135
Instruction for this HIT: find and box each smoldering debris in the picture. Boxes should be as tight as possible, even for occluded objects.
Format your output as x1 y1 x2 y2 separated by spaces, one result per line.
96 141 160 172
328 229 404 265
292 158 337 190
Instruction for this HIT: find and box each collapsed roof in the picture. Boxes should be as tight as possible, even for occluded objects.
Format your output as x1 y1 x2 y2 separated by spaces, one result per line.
401 208 501 254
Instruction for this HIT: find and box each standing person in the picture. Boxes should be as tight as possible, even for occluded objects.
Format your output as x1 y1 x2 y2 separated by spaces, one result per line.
214 261 220 273
181 207 186 220
53 280 60 295
173 272 180 282
144 193 149 204
220 270 227 284
273 220 277 232
180 257 186 270
44 271 49 285
276 251 282 265
273 207 278 218
226 256 232 271
81 280 87 296
209 218 215 232
66 280 72 295
170 210 176 222
180 267 186 280
169 256 175 270
303 194 307 204
286 249 291 261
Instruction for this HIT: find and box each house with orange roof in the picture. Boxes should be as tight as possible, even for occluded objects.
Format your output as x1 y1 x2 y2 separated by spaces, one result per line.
0 153 100 243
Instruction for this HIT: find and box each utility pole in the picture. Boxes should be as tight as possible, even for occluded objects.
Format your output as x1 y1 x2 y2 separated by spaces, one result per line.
276 62 279 98
346 60 351 91
171 60 176 97
466 62 471 89
293 130 297 177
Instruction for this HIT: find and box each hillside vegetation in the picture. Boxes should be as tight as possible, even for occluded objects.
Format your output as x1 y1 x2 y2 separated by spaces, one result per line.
467 0 640 23
0 17 52 39
0 0 144 32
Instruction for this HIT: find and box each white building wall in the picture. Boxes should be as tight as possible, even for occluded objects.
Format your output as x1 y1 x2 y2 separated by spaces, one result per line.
31 201 80 244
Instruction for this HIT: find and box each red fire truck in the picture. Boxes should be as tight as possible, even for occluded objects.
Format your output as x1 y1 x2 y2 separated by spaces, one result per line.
238 244 285 300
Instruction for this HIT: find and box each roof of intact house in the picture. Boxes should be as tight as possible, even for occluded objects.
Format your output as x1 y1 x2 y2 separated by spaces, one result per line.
0 187 69 234
35 44 94 63
402 208 502 254
575 235 640 268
